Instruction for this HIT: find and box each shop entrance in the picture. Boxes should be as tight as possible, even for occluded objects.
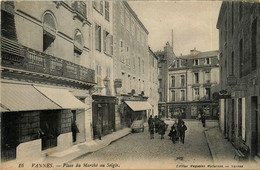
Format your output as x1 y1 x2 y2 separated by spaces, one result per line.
40 111 58 150
1 112 18 161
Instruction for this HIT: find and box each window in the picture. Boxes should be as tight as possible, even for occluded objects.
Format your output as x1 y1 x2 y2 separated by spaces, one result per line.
181 75 185 87
252 18 257 71
239 39 243 77
93 1 103 14
232 2 234 35
176 60 180 68
239 2 243 21
194 73 199 84
181 90 185 101
205 71 210 83
205 58 210 65
205 88 210 100
142 60 144 73
95 24 101 51
138 57 141 72
125 12 130 31
131 19 135 35
238 98 242 137
171 91 175 101
103 31 113 56
74 30 83 65
105 1 109 21
96 65 102 86
194 59 199 66
231 52 234 75
120 40 124 62
194 88 199 100
171 76 175 87
43 13 56 56
120 4 124 24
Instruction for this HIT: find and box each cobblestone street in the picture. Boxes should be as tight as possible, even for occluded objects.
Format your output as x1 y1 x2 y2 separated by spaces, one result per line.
72 120 218 169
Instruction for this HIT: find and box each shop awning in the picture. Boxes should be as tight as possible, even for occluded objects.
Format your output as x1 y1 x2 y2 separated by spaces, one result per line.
1 83 61 112
125 101 152 111
34 86 86 109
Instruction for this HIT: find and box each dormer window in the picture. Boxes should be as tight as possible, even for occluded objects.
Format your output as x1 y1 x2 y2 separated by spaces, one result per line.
205 58 210 65
194 59 199 66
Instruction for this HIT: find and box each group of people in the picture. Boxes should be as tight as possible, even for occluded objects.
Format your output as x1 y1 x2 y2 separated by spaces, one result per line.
148 115 168 139
168 119 187 144
148 115 188 144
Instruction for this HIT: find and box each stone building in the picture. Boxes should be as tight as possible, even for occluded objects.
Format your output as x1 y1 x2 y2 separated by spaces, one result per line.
91 1 116 139
1 1 95 161
168 49 220 119
113 1 152 129
217 1 260 161
155 42 176 118
148 47 159 117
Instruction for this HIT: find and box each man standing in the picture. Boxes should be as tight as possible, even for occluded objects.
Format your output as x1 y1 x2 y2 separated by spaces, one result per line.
149 122 155 139
148 115 154 132
154 115 159 133
179 121 187 144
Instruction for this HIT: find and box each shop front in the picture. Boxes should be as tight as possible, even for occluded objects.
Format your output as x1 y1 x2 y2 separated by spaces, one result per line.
92 95 116 139
1 82 86 162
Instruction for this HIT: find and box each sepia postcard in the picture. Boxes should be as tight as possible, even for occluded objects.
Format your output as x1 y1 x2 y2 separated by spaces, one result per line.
1 0 260 169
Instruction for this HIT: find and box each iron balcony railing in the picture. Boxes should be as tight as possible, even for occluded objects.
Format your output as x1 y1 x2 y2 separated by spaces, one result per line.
73 1 86 18
1 37 95 84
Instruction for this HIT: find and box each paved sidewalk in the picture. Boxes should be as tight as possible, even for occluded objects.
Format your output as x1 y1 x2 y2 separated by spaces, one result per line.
204 126 238 165
44 128 131 164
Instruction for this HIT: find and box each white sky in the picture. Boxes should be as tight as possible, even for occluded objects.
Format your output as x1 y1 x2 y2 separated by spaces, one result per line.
128 1 222 56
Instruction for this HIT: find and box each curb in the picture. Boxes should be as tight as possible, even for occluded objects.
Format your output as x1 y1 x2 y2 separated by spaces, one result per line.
68 130 131 163
204 129 217 165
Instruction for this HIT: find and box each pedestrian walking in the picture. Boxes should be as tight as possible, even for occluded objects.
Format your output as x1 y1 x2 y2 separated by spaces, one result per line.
149 122 155 139
154 115 159 133
201 113 206 127
177 119 182 141
158 120 167 139
148 115 154 131
179 121 187 144
169 124 177 143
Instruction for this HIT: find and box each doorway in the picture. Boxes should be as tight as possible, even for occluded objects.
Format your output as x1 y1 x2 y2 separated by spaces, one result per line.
1 112 18 161
251 96 258 158
40 111 58 150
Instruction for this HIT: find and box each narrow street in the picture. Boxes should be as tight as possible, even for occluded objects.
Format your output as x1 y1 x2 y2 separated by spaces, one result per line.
72 120 218 169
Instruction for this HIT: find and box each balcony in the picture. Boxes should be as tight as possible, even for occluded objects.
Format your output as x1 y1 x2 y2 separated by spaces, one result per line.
72 1 87 23
1 37 95 84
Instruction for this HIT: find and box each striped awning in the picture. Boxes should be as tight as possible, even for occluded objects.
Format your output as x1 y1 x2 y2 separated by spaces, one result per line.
34 86 86 109
125 101 152 111
1 83 61 112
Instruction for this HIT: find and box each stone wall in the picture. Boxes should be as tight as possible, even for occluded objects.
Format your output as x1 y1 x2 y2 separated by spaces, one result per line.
17 111 40 143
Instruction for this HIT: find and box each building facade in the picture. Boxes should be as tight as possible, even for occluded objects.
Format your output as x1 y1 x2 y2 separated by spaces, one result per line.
148 47 159 117
1 1 95 161
217 1 260 161
113 1 153 130
91 1 116 139
155 42 176 118
168 49 220 119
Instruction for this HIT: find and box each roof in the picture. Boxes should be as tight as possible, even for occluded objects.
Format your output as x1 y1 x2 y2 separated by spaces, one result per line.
148 46 158 59
216 2 227 29
179 50 219 59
